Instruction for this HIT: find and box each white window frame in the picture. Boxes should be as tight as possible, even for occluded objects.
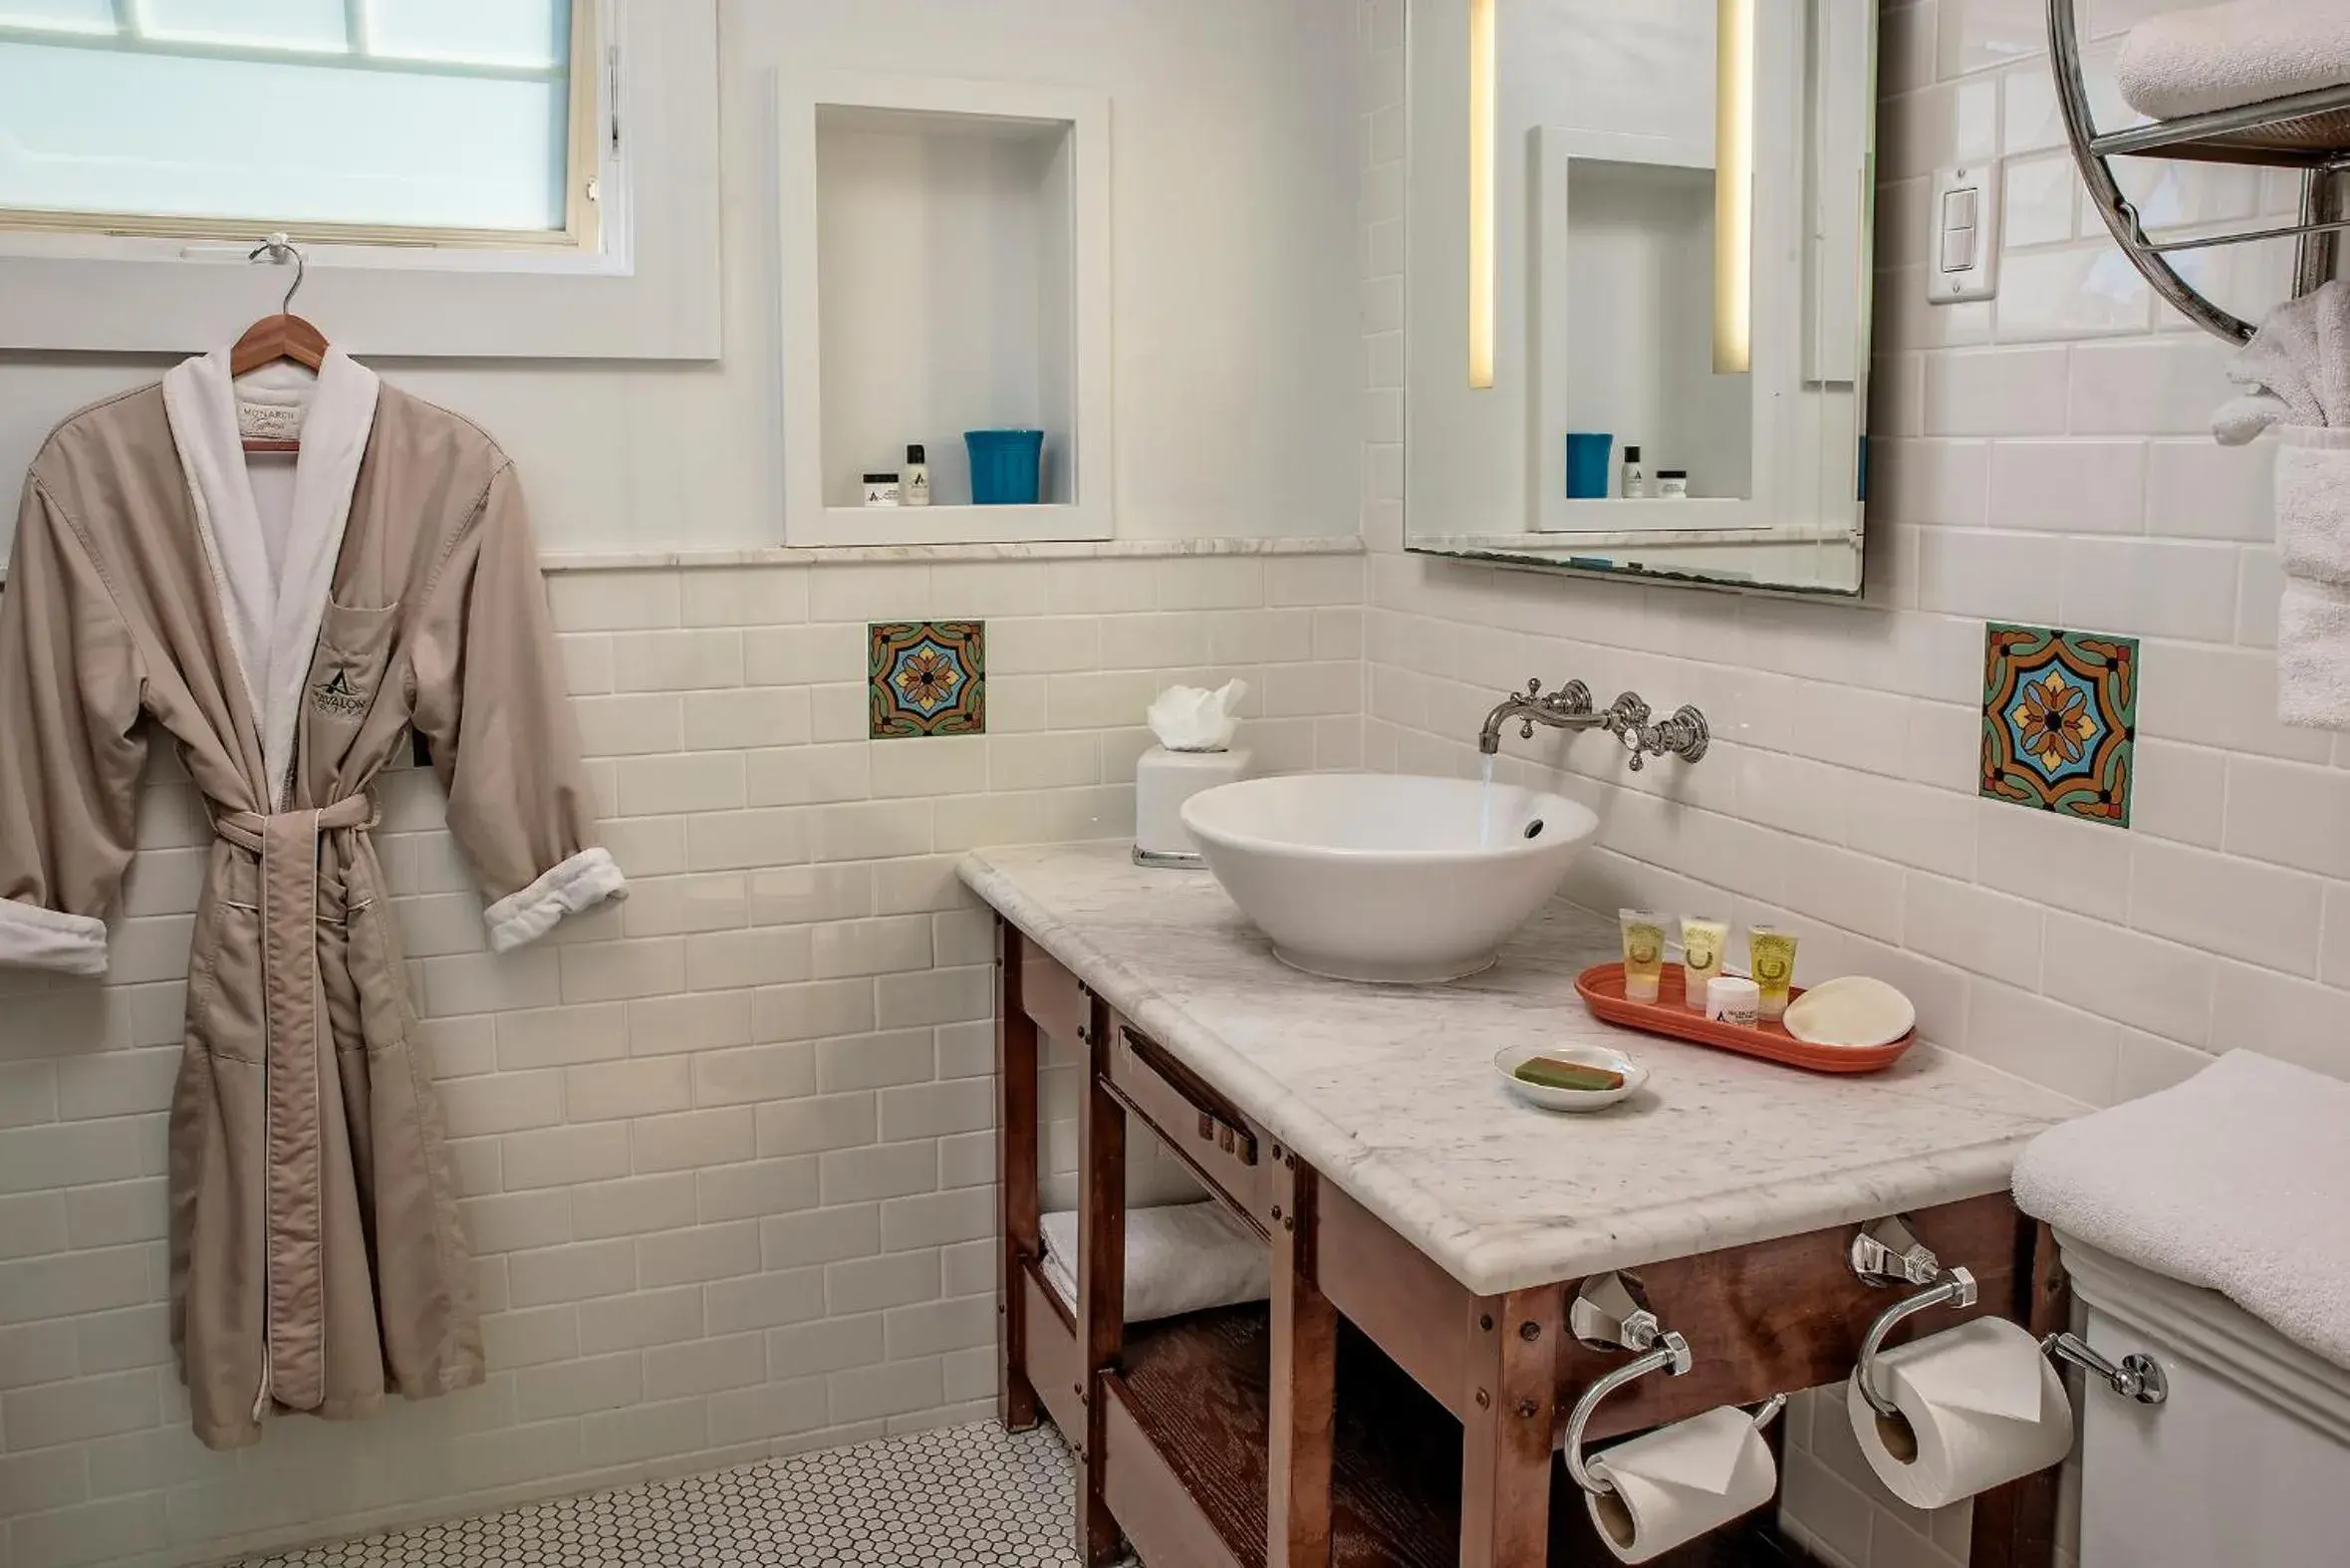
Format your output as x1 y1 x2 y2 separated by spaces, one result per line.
0 0 719 360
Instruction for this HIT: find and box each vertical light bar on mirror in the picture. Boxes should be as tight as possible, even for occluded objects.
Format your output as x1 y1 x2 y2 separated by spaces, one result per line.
1467 0 1496 389
1713 0 1754 375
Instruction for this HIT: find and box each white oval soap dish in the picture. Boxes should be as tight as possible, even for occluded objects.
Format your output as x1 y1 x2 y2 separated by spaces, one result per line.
1494 1043 1649 1112
1782 976 1916 1050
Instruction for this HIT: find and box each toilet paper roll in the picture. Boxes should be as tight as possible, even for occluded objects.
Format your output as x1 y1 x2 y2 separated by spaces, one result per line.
1583 1405 1779 1565
1844 1316 2074 1510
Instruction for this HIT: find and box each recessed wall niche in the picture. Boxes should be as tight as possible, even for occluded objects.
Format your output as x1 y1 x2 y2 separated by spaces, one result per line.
778 72 1113 546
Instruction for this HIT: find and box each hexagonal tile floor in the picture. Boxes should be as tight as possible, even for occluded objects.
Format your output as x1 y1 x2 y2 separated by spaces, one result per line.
240 1422 1090 1567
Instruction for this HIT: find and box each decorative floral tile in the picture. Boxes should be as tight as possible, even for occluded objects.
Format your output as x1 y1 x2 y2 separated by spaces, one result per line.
869 621 985 738
1980 623 2138 828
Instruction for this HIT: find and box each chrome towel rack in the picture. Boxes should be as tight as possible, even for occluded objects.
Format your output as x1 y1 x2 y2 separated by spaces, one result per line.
2050 0 2350 342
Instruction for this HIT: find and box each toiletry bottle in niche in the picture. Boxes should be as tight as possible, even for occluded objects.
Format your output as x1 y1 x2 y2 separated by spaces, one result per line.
902 444 930 507
1623 445 1646 499
862 472 901 507
1658 469 1690 499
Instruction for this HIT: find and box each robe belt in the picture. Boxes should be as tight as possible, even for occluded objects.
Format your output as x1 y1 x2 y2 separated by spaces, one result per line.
209 793 379 1417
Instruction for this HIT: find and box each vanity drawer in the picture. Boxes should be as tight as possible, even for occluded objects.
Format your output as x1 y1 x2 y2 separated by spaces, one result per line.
1018 934 1089 1045
1107 1019 1271 1231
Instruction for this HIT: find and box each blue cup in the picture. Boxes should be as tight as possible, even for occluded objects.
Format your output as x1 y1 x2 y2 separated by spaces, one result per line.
1565 432 1614 499
965 429 1045 506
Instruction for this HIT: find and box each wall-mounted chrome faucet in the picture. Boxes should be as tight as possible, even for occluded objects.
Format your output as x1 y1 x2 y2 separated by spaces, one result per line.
1476 678 1709 771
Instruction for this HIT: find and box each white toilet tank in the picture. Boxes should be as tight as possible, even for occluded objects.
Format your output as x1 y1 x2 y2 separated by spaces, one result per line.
2062 1235 2350 1568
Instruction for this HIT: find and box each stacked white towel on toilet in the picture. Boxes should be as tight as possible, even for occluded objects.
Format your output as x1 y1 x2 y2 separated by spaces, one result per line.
2117 0 2350 122
1039 1201 1269 1323
2011 1050 2350 1372
2219 280 2350 728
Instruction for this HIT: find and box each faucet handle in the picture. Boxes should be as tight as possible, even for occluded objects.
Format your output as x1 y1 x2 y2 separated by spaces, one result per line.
1656 705 1709 765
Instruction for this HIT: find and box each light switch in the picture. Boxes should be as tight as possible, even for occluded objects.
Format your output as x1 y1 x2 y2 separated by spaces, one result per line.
1941 224 1975 273
1928 162 1999 305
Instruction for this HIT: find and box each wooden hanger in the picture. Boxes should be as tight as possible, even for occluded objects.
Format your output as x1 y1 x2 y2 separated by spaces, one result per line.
229 235 327 452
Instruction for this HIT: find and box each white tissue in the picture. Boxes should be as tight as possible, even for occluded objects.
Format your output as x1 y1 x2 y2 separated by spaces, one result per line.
1583 1406 1779 1564
1147 679 1248 752
1844 1317 2074 1510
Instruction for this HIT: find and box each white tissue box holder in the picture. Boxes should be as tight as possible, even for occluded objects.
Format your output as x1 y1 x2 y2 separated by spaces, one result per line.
1135 745 1249 867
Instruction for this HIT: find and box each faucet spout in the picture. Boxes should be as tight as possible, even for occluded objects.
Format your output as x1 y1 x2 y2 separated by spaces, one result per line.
1477 679 1600 755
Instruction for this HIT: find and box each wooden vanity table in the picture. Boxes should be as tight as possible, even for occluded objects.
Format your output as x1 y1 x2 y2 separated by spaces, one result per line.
965 844 2081 1568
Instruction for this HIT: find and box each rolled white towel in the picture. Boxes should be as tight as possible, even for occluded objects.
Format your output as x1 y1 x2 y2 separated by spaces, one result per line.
2117 0 2350 123
1038 1200 1269 1323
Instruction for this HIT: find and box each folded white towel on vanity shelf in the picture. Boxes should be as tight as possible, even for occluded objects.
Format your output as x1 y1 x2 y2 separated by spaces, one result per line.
1039 1200 1269 1324
2118 0 2350 122
2012 1050 2350 1373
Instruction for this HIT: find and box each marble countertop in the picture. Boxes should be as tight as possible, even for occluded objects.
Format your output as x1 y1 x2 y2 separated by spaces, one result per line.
959 842 2084 1298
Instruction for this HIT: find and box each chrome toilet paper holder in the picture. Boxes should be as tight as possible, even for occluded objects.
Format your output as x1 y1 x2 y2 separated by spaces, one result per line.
1846 1218 2168 1415
1561 1273 1787 1499
1849 1217 1980 1421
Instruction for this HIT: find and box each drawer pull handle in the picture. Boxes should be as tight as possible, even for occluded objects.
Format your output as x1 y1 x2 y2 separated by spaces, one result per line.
1121 1025 1259 1167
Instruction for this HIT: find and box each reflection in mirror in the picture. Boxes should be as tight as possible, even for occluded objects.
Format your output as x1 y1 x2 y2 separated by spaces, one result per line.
1406 0 1877 597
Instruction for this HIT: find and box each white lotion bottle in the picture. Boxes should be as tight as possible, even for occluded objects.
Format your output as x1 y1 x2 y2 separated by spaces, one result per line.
1623 444 1646 499
902 444 930 507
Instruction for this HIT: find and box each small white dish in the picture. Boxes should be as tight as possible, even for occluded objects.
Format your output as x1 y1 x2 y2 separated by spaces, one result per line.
1782 975 1917 1049
1494 1043 1649 1112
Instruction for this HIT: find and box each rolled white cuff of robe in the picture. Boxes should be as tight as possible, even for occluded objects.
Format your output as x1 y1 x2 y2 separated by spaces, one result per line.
483 849 628 953
0 899 109 976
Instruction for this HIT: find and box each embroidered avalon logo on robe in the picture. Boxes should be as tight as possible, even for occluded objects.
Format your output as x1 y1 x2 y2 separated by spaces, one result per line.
311 667 368 718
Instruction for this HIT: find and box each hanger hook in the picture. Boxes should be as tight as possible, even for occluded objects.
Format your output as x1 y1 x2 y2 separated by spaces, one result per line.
247 232 304 316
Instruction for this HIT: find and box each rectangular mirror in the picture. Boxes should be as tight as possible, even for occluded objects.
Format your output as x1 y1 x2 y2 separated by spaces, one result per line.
1405 0 1878 597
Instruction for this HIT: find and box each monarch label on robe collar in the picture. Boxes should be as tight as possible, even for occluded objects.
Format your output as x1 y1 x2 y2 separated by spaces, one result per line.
237 401 303 442
312 666 368 719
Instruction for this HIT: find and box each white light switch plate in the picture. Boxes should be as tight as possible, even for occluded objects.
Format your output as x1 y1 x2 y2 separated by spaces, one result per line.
1928 161 1999 304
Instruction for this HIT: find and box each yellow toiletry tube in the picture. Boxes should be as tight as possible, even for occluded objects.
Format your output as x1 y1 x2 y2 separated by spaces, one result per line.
1679 917 1728 1011
1747 926 1798 1020
1619 910 1669 1002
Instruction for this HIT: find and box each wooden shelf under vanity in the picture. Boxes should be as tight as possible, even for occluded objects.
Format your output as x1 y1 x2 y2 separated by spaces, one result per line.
989 907 2068 1568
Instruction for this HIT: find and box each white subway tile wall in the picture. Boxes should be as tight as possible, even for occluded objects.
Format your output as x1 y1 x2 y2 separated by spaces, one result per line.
1358 2 2342 1566
0 556 1360 1568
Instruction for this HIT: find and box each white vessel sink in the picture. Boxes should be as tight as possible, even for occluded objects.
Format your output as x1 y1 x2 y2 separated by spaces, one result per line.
1180 773 1600 984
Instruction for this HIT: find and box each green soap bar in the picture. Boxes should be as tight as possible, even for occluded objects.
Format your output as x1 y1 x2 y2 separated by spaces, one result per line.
1513 1057 1625 1094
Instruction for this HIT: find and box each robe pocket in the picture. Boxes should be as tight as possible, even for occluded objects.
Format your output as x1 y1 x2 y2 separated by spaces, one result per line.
188 854 265 1065
343 858 420 1055
308 598 401 728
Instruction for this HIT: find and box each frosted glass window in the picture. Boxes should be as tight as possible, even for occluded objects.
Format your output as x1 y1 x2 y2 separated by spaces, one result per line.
0 0 582 235
139 1 349 50
0 2 115 32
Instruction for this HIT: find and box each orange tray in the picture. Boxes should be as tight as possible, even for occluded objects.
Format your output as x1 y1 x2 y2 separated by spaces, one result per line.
1574 962 1915 1074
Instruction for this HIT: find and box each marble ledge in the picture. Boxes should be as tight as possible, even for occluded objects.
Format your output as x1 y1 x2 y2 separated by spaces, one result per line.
1413 523 1859 552
960 841 2085 1299
539 535 1365 573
